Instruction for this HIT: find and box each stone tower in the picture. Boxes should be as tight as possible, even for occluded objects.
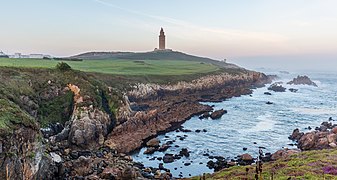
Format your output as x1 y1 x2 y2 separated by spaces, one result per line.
159 28 166 50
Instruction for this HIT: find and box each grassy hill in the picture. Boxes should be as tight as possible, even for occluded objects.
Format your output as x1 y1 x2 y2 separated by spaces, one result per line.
192 149 337 180
71 50 240 68
0 58 220 75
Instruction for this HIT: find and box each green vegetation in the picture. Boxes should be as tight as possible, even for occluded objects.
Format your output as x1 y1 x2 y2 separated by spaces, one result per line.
0 58 219 76
195 149 337 180
0 66 124 129
0 98 37 135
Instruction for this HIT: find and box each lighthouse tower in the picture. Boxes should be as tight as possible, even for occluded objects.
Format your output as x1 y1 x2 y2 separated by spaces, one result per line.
159 28 166 50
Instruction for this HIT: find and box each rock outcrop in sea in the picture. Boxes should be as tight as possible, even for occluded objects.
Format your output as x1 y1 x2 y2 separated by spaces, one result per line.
287 75 318 87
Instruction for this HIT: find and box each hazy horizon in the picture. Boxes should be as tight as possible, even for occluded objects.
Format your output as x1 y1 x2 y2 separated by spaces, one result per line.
1 0 337 71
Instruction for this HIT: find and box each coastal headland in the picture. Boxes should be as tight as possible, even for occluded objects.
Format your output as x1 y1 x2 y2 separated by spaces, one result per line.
0 51 272 179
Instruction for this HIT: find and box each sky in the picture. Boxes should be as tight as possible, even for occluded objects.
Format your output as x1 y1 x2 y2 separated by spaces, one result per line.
1 0 337 71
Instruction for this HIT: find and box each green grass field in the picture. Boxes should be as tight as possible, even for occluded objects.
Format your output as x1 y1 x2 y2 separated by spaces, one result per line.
0 58 219 76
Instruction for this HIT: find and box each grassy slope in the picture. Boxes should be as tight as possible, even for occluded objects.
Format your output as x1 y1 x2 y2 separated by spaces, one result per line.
194 149 337 180
0 67 125 130
0 58 219 76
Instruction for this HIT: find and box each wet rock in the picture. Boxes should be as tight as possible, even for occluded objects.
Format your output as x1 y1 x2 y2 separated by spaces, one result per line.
199 112 211 119
144 147 156 154
158 144 170 152
266 101 273 105
195 129 201 133
243 147 247 151
289 128 304 141
289 88 298 93
179 148 190 157
184 162 191 166
268 82 286 92
203 129 207 132
210 109 227 119
264 92 272 95
163 154 175 163
146 138 160 147
287 75 317 87
238 153 254 165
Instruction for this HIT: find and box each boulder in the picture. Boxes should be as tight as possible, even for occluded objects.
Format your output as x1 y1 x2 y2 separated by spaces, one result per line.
298 132 317 150
144 147 156 154
241 153 253 161
210 109 227 119
146 138 160 147
264 92 272 95
288 88 298 93
268 82 286 92
287 75 317 87
327 134 337 143
332 127 337 134
271 149 300 161
163 154 174 163
179 148 190 157
289 128 304 141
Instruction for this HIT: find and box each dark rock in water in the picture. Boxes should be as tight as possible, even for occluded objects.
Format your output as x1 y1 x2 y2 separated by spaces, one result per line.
195 129 201 133
266 101 273 105
163 154 175 163
321 122 333 129
287 75 318 87
289 128 304 141
268 82 286 92
199 112 211 119
237 153 254 166
179 148 190 157
206 157 228 171
264 92 272 95
203 129 207 132
158 144 170 152
243 147 248 151
144 147 157 154
166 141 173 145
184 162 191 166
289 88 298 93
210 109 227 119
146 138 160 147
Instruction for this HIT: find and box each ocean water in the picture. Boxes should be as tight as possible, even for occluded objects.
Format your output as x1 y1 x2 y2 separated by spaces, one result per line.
132 70 337 178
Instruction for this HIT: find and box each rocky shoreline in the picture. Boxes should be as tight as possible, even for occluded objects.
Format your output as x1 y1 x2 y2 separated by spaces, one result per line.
0 67 272 179
104 71 272 154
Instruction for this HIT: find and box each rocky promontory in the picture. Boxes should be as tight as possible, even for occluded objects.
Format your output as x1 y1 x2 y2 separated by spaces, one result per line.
287 75 318 87
105 71 272 154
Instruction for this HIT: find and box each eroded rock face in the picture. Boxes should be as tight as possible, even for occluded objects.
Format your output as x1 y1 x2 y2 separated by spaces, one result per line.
68 107 111 150
287 75 318 87
0 126 57 180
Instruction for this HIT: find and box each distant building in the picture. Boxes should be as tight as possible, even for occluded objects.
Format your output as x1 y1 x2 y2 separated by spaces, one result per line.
29 54 44 59
0 51 9 58
14 53 22 58
159 28 166 50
